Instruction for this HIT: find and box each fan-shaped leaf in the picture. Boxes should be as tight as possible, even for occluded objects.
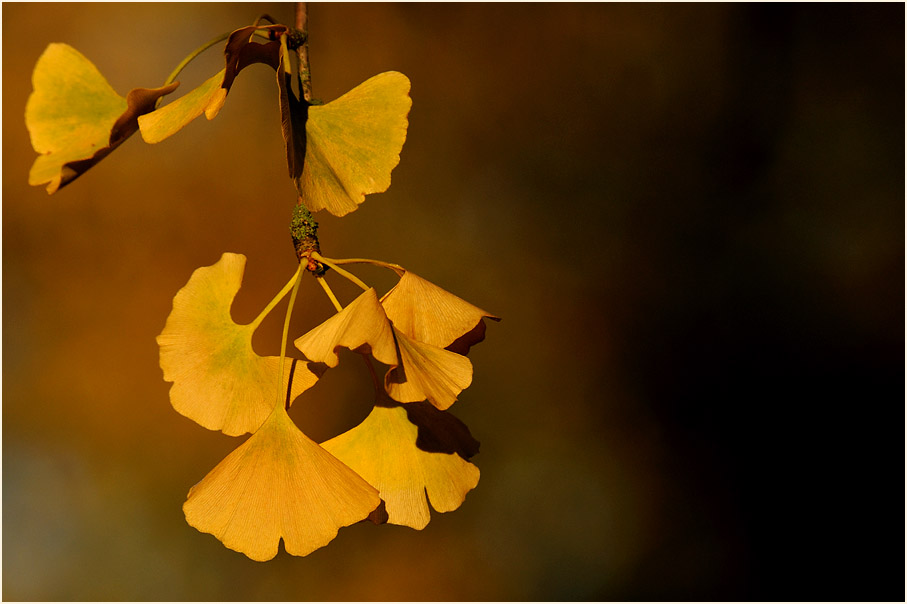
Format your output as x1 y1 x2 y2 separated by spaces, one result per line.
26 43 177 193
157 253 320 436
322 396 479 530
281 70 412 216
381 271 500 352
184 407 381 561
385 328 473 410
293 288 398 367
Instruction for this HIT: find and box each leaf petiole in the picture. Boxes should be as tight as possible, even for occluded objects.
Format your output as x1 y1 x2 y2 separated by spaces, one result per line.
251 265 303 329
311 252 370 291
274 263 303 410
312 255 405 275
161 31 232 91
316 275 344 312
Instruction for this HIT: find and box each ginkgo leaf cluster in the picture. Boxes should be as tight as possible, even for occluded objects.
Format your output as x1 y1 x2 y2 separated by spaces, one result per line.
160 252 496 559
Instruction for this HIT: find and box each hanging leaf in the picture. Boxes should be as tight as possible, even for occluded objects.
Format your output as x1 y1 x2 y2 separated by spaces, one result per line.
26 43 178 193
322 394 479 530
294 288 473 410
385 328 473 410
157 253 321 436
184 406 381 561
139 25 285 144
293 288 398 368
381 271 500 353
278 57 412 216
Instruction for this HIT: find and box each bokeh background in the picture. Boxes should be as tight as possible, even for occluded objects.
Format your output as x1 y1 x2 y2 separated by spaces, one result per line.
3 3 903 601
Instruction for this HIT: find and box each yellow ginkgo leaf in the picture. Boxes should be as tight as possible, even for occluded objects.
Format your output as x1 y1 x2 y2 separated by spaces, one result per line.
381 271 500 352
293 72 412 216
184 406 381 561
26 43 178 193
322 395 479 530
293 288 398 367
385 328 473 410
157 253 320 436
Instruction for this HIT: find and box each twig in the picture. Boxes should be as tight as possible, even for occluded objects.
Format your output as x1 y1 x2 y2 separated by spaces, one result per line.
294 2 313 103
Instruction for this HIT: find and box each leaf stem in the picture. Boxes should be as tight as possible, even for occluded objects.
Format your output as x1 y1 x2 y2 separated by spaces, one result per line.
311 252 369 291
162 31 232 90
275 263 304 409
250 266 302 329
316 275 344 312
294 2 313 102
312 255 405 275
253 13 277 26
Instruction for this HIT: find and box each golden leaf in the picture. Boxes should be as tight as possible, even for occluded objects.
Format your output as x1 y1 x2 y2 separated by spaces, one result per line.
381 271 500 352
293 288 398 367
184 407 381 561
157 253 320 436
322 396 480 530
385 328 473 410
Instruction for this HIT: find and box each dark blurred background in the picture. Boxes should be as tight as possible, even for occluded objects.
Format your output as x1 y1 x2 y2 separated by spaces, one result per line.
3 3 903 601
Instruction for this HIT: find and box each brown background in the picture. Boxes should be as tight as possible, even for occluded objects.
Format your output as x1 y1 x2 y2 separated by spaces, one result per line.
3 3 903 601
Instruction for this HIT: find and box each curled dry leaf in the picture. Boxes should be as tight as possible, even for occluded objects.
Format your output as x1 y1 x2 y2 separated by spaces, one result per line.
184 407 381 561
139 25 285 144
26 43 178 193
322 393 480 530
157 253 321 436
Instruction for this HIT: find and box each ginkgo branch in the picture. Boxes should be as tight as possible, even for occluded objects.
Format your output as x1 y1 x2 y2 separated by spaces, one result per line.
295 2 313 103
